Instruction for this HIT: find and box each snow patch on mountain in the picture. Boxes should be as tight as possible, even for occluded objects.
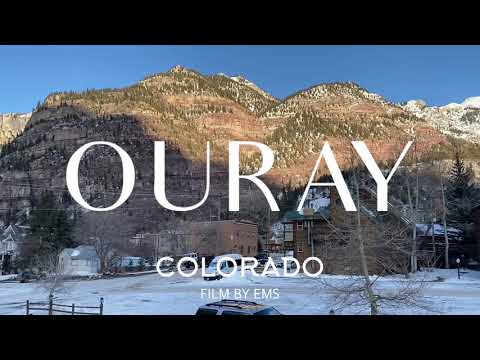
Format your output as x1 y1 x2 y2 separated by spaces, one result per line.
402 97 480 143
462 97 480 109
228 75 276 102
404 100 427 113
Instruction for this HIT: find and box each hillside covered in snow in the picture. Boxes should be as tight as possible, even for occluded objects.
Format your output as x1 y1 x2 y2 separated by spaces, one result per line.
402 97 480 143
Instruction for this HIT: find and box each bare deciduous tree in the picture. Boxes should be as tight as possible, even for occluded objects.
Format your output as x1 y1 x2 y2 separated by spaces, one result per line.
32 251 66 300
74 211 135 273
317 153 432 315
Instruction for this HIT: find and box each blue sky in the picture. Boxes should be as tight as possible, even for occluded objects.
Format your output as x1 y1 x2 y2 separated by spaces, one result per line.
0 45 479 113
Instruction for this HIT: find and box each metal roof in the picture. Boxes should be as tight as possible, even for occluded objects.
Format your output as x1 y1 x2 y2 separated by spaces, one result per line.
62 245 98 261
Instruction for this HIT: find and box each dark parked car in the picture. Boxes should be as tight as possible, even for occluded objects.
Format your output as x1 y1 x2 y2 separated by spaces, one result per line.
17 271 39 283
255 253 269 265
195 300 282 315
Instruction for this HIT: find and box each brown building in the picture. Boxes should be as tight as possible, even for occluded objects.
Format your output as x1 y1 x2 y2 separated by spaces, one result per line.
415 223 465 268
188 220 259 257
283 187 411 275
471 205 480 261
265 238 283 253
131 220 259 261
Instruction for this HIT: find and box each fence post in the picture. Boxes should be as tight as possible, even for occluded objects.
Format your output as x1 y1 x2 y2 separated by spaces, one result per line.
26 300 29 315
48 294 53 316
99 297 104 315
72 303 75 315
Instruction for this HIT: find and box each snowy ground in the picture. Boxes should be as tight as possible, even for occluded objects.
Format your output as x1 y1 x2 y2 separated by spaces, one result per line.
1 268 480 315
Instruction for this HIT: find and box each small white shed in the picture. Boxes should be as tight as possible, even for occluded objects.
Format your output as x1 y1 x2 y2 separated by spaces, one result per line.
58 245 100 276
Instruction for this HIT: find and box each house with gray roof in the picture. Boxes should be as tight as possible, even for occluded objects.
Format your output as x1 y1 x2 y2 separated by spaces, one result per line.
58 245 100 276
1 224 28 274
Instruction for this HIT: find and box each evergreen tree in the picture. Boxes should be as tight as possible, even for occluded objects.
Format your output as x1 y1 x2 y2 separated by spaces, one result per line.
26 191 75 259
446 151 479 227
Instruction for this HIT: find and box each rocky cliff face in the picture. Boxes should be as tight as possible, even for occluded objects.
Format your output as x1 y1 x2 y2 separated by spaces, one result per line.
0 112 31 147
0 66 460 237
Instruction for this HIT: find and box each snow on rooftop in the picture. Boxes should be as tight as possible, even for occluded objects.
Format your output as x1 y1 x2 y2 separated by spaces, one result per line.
416 223 462 236
298 189 331 212
309 196 330 210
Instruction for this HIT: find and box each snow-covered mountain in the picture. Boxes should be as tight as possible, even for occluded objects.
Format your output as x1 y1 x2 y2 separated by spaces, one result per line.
402 97 480 143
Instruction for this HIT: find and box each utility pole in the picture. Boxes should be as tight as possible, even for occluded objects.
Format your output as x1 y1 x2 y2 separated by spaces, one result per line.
154 234 160 263
303 208 315 271
440 174 450 269
456 258 461 279
266 206 271 254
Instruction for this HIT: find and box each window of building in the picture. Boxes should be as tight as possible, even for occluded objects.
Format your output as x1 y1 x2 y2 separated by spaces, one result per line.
297 243 303 253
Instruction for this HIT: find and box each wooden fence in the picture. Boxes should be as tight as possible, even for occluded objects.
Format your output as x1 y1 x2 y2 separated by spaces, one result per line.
26 295 104 315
